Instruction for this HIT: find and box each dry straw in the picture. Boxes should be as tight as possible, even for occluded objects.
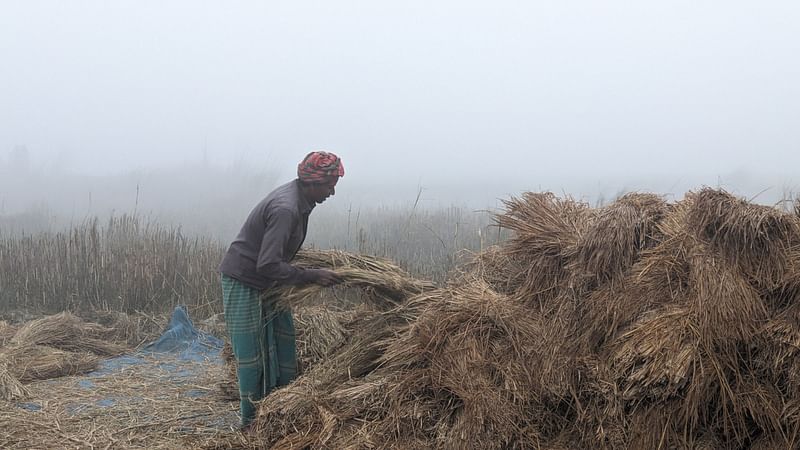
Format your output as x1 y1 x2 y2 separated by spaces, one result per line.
227 188 800 449
7 187 800 449
686 188 800 289
568 192 668 291
492 192 591 310
0 344 100 383
0 363 28 401
271 249 435 310
10 312 128 356
0 321 15 347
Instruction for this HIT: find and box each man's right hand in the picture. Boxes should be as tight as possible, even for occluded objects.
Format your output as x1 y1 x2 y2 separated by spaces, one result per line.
305 269 343 286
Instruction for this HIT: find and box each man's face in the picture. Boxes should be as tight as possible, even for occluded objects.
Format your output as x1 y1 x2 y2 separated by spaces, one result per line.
308 176 339 204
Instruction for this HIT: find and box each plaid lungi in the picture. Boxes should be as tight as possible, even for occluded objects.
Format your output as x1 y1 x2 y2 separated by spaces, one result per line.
221 274 297 426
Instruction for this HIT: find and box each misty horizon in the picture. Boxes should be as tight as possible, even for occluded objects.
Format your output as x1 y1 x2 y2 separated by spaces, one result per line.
1 1 798 235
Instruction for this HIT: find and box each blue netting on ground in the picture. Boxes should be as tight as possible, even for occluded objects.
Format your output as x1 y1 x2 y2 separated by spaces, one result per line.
142 305 224 361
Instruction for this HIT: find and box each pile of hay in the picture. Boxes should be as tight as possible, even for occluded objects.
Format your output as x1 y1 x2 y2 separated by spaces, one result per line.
0 312 131 400
216 187 800 449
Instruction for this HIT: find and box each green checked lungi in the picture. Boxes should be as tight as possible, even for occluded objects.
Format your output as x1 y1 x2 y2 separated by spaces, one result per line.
221 274 297 426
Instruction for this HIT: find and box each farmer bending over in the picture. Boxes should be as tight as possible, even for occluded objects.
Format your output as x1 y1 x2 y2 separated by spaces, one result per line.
218 151 343 429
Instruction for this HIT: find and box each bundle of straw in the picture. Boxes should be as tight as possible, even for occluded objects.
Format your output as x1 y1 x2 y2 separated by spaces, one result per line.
686 188 800 288
0 344 100 382
0 363 29 401
567 193 668 290
492 192 591 309
11 312 127 357
294 306 351 372
272 249 435 310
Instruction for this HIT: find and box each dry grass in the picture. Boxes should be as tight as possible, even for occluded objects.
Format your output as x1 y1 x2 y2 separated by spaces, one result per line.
0 344 101 383
0 313 135 403
0 363 28 401
0 352 239 450
568 192 668 291
0 215 225 315
203 187 800 449
10 312 129 356
492 192 591 310
273 249 436 310
686 188 800 289
7 187 800 449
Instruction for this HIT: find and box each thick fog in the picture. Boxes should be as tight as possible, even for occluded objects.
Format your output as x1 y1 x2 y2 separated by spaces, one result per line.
1 1 799 237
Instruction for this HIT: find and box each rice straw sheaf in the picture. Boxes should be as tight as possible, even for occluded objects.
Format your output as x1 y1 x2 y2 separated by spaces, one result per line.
609 306 701 401
567 193 668 291
391 280 544 448
0 344 100 382
468 245 525 296
687 244 767 343
0 363 29 401
90 310 151 347
493 192 592 309
271 249 435 310
10 312 128 357
579 231 695 351
686 188 800 289
293 306 352 373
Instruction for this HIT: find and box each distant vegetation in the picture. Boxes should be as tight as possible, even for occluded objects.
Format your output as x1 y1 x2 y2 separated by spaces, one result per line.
0 205 498 316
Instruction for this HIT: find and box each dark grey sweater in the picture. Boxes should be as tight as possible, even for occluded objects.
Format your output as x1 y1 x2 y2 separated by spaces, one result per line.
218 179 315 290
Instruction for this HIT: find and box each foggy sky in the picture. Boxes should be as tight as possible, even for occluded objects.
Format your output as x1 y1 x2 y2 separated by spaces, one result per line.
1 1 799 196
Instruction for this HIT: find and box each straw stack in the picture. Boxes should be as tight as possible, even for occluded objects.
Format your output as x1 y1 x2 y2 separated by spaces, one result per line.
212 187 800 449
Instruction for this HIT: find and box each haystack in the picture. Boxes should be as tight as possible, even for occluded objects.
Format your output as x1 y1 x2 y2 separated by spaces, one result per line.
209 187 800 450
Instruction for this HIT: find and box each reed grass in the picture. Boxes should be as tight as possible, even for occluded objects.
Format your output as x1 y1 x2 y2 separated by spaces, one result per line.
0 215 224 316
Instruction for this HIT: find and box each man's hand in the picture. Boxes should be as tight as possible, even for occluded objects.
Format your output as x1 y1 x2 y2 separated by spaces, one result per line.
306 269 342 286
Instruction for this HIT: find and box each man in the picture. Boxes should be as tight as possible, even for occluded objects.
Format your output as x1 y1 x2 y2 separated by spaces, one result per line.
218 151 344 428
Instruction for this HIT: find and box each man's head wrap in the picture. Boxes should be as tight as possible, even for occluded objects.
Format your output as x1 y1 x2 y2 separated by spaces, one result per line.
297 151 344 184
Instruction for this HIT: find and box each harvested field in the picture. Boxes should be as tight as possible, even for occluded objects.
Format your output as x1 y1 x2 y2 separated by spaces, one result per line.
4 188 800 449
0 352 238 449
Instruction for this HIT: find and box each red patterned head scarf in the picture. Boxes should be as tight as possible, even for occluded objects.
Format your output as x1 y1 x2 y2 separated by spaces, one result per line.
297 151 344 184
